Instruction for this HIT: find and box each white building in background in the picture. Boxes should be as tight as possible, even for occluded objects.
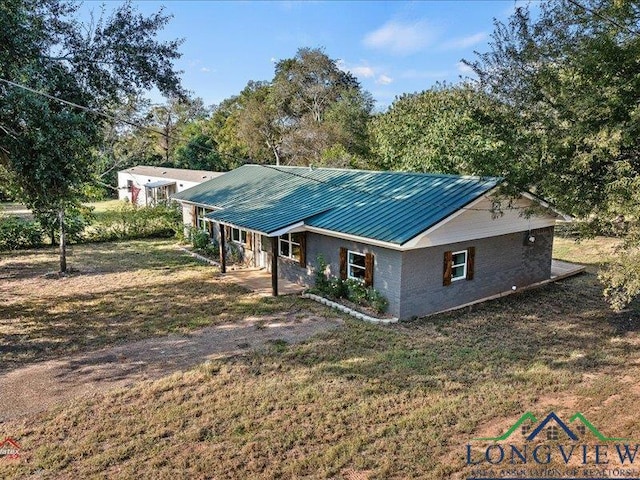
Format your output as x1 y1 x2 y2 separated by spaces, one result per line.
117 165 224 207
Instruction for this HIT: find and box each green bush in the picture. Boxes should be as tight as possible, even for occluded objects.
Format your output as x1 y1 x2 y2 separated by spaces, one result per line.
84 202 181 242
191 229 210 250
226 242 243 265
311 257 389 314
0 216 44 250
35 205 94 245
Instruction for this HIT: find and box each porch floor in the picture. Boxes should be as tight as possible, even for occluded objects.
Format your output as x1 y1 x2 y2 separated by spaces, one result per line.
221 268 306 296
550 259 586 280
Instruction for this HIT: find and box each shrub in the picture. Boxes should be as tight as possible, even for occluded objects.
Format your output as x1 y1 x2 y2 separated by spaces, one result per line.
0 216 44 250
191 229 210 250
226 242 243 265
84 202 181 242
310 256 389 315
314 254 331 292
34 205 94 245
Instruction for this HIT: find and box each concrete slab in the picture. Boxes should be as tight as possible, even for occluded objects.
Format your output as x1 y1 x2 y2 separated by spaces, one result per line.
222 267 306 296
551 259 586 280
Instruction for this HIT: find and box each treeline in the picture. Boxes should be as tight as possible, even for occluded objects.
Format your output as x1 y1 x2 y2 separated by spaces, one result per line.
2 0 639 308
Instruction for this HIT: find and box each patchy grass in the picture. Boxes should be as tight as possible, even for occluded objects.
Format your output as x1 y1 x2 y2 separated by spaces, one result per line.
0 239 321 372
86 199 123 214
553 235 620 271
1 237 640 479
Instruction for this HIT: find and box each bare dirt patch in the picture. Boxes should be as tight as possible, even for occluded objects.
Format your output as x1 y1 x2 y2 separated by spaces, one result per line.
0 313 342 422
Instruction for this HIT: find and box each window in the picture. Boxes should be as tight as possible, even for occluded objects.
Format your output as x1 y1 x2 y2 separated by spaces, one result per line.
231 227 247 245
347 251 366 281
451 250 467 281
260 235 270 252
547 426 559 441
196 207 213 231
443 247 475 286
279 233 301 261
126 180 133 191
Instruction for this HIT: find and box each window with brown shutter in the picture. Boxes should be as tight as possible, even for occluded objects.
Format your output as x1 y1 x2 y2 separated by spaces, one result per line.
364 253 374 287
339 247 347 280
443 247 475 286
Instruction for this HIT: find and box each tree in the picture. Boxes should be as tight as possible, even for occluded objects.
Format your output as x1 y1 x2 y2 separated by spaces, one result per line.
222 48 374 166
0 0 183 271
370 85 529 182
463 0 640 309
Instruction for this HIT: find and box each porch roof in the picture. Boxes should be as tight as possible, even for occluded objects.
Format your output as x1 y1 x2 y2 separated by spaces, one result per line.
145 180 175 188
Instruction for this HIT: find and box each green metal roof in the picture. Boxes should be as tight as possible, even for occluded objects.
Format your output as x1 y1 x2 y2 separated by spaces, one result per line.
172 165 501 245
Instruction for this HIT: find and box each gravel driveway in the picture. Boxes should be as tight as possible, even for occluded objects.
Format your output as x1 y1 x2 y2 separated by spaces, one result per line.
0 314 343 422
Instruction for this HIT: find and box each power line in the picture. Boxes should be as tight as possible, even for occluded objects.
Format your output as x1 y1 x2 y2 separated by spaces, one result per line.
566 0 640 37
0 77 553 215
0 76 247 166
0 77 543 214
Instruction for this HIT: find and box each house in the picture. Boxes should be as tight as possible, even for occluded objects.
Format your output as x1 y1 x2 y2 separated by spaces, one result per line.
117 165 224 207
172 164 569 320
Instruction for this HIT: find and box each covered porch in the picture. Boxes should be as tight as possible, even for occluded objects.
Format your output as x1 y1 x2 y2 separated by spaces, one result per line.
220 268 306 297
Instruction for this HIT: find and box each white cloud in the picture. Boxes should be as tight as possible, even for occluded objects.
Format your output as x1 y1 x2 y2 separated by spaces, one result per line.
363 19 437 55
456 61 475 75
441 32 487 50
338 59 379 80
376 74 393 85
351 65 376 78
200 67 211 73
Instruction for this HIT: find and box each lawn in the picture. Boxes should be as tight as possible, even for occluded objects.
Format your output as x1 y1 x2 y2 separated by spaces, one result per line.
1 237 639 479
0 239 320 373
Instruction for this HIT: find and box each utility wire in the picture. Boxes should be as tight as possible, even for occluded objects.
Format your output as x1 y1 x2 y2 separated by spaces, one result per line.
0 76 247 166
566 0 640 37
0 76 547 214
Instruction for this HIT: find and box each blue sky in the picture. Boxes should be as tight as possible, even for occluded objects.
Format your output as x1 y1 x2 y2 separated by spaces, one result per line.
83 1 533 110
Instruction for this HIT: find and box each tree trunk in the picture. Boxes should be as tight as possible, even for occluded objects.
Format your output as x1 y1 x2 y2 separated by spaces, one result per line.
59 208 67 273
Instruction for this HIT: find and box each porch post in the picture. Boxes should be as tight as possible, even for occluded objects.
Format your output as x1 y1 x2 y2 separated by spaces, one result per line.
219 224 226 274
271 236 278 296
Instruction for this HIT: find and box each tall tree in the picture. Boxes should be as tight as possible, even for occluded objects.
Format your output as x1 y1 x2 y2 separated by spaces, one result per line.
369 84 529 184
463 0 640 309
0 0 183 271
224 48 374 166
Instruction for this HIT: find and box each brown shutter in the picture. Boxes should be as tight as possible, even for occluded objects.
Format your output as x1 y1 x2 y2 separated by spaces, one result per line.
466 247 475 280
339 247 347 280
247 232 253 249
191 205 197 227
364 253 374 287
443 250 453 286
298 232 307 267
225 225 231 240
